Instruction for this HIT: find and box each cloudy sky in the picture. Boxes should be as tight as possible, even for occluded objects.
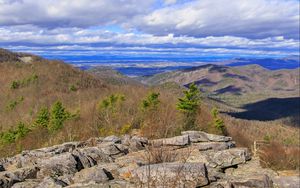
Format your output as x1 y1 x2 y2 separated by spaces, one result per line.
0 0 299 61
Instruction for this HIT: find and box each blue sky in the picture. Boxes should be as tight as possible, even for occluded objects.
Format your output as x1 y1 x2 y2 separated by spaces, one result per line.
0 0 299 61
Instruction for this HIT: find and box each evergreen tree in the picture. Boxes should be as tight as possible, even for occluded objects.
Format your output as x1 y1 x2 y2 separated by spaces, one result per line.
177 83 201 130
34 107 50 127
211 107 225 133
48 101 69 132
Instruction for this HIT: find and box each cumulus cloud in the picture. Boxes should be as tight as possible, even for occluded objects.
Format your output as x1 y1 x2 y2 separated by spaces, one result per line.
0 0 154 28
133 0 300 39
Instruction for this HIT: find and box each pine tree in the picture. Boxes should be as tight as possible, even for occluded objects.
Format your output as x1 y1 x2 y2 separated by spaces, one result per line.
177 83 201 130
34 107 50 127
48 101 69 132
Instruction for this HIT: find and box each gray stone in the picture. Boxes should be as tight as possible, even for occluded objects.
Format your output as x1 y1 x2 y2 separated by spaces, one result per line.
99 143 128 156
193 141 235 151
11 179 40 188
150 135 190 147
273 175 300 188
182 131 232 142
72 166 110 184
132 162 209 187
37 153 80 178
66 180 134 188
103 135 121 143
208 148 251 168
0 167 38 188
0 164 5 171
122 135 148 152
72 147 112 169
37 177 68 188
227 174 274 188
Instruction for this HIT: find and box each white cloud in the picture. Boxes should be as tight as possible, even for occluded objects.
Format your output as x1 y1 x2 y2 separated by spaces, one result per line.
133 0 300 39
0 0 154 27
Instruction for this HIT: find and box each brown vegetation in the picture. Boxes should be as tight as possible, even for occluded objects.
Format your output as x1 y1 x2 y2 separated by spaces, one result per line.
0 49 299 171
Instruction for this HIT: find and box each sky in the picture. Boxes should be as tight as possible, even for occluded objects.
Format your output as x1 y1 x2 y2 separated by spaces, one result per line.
0 0 299 63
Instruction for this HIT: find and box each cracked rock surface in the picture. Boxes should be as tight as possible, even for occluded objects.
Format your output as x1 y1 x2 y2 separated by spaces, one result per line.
0 131 299 188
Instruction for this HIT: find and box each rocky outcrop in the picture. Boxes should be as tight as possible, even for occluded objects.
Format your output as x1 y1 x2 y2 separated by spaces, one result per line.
0 131 298 188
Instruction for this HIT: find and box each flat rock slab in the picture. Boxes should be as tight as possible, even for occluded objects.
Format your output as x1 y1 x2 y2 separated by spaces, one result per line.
182 131 232 142
192 141 235 151
132 162 209 187
150 135 190 147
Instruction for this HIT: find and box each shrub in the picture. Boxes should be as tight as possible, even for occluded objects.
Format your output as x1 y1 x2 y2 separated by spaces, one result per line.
0 122 30 144
177 83 201 130
15 122 30 139
6 96 24 111
69 85 77 92
142 92 160 111
10 81 20 89
120 124 132 135
10 74 38 90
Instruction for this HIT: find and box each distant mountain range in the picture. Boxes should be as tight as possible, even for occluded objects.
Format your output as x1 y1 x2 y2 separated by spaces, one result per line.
140 64 299 106
224 56 299 70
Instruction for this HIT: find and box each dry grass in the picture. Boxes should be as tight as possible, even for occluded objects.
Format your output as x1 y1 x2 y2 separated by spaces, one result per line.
259 142 300 171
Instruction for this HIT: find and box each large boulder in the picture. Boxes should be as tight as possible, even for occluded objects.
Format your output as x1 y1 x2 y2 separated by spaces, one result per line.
121 135 148 152
182 131 232 142
207 148 251 168
131 162 209 187
99 143 128 158
37 153 81 178
0 167 38 188
72 166 111 184
150 135 190 147
72 147 112 169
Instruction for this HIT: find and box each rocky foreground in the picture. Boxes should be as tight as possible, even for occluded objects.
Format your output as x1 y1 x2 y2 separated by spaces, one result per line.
0 131 299 188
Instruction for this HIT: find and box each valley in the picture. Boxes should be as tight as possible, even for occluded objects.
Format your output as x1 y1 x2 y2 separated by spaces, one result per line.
0 48 299 182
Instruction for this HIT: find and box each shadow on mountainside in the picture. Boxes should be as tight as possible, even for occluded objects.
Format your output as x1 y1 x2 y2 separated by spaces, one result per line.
227 97 300 126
